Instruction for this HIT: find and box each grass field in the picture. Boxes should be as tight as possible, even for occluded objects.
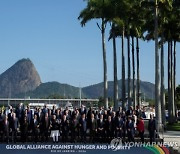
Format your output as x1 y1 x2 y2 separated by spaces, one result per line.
167 121 180 131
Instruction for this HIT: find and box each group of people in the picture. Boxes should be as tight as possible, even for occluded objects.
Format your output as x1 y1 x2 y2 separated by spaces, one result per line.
0 104 157 144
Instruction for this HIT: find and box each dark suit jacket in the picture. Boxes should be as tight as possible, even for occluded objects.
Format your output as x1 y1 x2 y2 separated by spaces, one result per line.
115 118 124 129
148 119 156 132
61 119 69 132
105 120 112 132
12 118 19 131
89 119 97 131
3 120 9 133
79 118 87 132
97 119 105 130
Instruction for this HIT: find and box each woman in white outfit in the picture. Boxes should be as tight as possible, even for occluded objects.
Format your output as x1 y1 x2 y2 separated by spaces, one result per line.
50 115 60 143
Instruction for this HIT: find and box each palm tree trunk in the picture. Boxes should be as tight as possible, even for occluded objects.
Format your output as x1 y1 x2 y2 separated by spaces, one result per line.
112 24 118 111
127 35 131 109
171 41 175 120
154 0 162 132
132 37 136 109
168 41 172 124
174 41 176 119
122 27 126 110
136 37 140 107
160 37 166 128
101 18 108 109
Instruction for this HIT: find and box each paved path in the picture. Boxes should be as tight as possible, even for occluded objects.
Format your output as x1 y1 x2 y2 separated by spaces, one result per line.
161 131 180 153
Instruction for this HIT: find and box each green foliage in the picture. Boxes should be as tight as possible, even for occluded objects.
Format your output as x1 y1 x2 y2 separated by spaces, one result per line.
167 121 180 131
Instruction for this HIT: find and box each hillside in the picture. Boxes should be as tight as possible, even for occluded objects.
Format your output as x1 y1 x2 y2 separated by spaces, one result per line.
0 58 155 100
82 80 155 99
0 58 41 97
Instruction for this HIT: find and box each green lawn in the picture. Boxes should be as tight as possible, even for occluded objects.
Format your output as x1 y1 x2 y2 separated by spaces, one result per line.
166 121 180 131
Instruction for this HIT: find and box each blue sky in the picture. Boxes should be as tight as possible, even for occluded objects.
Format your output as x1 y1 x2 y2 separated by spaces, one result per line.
0 0 179 88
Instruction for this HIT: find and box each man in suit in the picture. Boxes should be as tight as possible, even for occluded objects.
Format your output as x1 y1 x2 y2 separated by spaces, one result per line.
42 105 48 115
79 105 86 115
148 114 156 144
42 113 50 142
97 114 105 142
116 107 122 117
21 116 29 143
111 112 116 138
71 114 79 142
105 115 113 142
3 116 9 143
87 107 93 129
31 114 39 143
107 107 113 116
89 113 97 143
126 116 135 142
11 113 19 143
115 115 124 139
79 113 87 143
61 115 69 142
103 110 108 122
126 106 134 117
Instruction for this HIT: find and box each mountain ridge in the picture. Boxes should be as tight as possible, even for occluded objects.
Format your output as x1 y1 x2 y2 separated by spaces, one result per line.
0 59 155 100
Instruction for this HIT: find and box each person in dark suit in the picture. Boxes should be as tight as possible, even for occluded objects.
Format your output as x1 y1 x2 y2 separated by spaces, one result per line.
21 116 29 143
51 105 56 116
107 106 113 116
98 107 104 118
31 114 40 143
126 106 133 117
97 114 105 142
3 116 9 143
8 109 13 126
105 115 113 142
111 112 116 138
42 105 48 115
79 105 86 115
89 113 97 143
61 115 69 142
39 112 45 142
11 113 19 143
116 107 122 117
103 110 108 122
115 115 124 139
71 115 78 142
79 113 87 143
126 116 135 142
87 107 93 129
42 113 50 142
148 114 156 144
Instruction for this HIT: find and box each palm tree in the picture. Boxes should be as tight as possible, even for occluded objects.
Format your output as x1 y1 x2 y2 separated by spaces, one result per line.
136 37 140 107
108 0 130 110
162 0 179 123
131 36 136 109
108 22 119 111
127 30 131 109
78 0 109 109
112 23 118 111
130 0 145 109
160 36 166 127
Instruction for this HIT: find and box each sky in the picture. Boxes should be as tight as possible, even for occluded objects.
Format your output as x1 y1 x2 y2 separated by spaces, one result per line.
0 0 179 88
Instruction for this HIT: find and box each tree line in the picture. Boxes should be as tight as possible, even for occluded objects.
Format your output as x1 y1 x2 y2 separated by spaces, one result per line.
78 0 180 130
